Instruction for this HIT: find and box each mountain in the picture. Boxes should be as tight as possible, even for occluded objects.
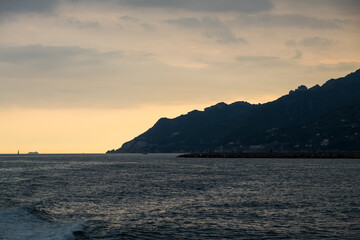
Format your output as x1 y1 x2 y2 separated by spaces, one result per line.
108 69 360 153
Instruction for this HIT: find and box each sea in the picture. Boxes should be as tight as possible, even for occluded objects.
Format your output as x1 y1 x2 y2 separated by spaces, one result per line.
1 154 359 240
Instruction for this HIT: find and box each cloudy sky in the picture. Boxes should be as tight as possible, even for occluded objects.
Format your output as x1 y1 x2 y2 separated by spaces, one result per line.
1 0 359 153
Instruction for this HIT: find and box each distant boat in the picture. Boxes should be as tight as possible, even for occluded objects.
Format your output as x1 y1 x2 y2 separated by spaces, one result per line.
27 151 39 155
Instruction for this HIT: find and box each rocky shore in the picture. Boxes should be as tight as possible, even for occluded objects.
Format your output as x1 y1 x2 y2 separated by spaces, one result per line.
178 152 360 159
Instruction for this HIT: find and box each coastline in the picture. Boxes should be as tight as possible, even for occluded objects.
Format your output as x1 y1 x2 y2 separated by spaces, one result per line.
178 152 360 159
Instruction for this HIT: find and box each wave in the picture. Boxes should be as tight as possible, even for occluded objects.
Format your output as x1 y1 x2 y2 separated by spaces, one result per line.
0 208 89 240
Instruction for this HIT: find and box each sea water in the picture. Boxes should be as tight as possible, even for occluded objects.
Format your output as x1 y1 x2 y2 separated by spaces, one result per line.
0 154 359 239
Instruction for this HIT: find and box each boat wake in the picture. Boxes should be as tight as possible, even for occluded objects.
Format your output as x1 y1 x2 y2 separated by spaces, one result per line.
0 208 89 240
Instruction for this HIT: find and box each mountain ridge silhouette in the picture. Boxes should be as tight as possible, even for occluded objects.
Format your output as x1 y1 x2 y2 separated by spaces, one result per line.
108 69 360 153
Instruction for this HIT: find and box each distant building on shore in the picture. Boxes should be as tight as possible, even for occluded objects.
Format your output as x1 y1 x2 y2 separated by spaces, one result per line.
27 151 39 155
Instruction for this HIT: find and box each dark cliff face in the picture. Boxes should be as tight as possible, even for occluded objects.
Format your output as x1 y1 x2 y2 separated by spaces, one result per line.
108 69 360 153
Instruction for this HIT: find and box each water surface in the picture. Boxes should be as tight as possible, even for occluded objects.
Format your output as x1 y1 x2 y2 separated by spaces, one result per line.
1 154 359 239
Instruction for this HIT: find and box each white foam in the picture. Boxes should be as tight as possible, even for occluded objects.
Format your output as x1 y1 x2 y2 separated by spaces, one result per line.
0 208 88 240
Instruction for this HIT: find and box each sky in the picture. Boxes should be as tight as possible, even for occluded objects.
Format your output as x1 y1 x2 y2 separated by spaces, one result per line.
0 0 359 153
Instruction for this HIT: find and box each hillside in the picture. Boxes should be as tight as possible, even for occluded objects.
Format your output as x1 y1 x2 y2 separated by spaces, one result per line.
108 69 360 153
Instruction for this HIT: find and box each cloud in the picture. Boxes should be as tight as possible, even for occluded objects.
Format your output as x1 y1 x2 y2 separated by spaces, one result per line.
300 37 334 48
0 0 60 22
285 40 297 47
326 0 360 14
0 0 273 16
119 15 139 22
119 15 156 32
0 45 122 74
0 44 226 109
315 62 359 72
237 14 344 29
280 0 360 15
235 55 292 68
0 45 153 108
165 17 246 44
285 37 334 51
67 17 100 29
117 0 273 12
0 0 59 15
165 17 202 28
236 55 279 62
292 50 302 59
141 23 156 31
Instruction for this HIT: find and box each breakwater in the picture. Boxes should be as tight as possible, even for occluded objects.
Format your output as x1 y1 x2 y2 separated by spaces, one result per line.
178 152 360 158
